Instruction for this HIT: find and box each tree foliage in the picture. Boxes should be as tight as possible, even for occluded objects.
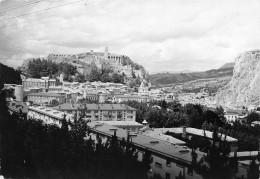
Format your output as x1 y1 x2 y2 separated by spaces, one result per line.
0 92 151 178
124 100 260 152
0 63 21 89
246 112 260 124
27 59 77 81
87 64 124 84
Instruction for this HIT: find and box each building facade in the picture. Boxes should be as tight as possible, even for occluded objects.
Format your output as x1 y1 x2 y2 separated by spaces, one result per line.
28 93 66 105
54 103 136 122
22 77 57 90
28 106 73 126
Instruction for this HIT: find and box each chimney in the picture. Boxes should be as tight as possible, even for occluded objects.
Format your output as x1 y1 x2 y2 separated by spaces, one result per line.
182 126 187 139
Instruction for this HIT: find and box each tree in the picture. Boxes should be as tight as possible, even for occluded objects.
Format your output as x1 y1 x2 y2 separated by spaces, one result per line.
247 159 259 179
27 59 77 80
132 70 136 78
215 106 225 121
50 99 59 106
246 112 260 124
0 63 22 89
112 73 124 83
203 110 224 127
74 74 86 83
135 75 141 85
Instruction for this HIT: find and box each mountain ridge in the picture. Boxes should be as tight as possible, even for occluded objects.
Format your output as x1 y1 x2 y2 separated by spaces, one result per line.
219 62 235 69
150 66 234 85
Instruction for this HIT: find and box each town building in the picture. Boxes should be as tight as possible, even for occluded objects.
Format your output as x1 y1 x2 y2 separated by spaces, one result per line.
138 79 149 96
87 121 205 179
224 111 240 122
27 106 73 126
112 94 149 103
87 121 250 179
22 77 57 90
27 93 66 105
54 103 137 122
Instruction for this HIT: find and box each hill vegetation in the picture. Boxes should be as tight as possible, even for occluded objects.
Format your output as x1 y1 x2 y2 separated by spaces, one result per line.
23 58 141 84
86 63 125 84
0 63 21 89
150 67 233 85
26 59 77 82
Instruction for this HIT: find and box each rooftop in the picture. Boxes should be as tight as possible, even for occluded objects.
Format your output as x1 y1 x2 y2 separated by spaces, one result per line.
28 106 73 121
159 127 238 142
142 129 186 145
101 121 143 127
88 121 205 165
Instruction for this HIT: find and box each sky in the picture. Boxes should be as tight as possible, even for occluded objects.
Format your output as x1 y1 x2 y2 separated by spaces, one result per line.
0 0 260 73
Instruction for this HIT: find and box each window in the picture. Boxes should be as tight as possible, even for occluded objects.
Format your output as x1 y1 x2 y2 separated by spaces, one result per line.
155 162 162 168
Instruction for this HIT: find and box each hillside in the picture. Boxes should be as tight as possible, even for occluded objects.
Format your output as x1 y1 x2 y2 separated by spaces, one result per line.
20 48 147 81
150 67 233 86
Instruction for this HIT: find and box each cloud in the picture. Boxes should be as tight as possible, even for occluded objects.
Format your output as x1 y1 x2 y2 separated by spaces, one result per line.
1 0 260 73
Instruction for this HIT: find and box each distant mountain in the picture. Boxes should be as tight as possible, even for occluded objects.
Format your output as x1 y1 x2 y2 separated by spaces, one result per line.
150 67 233 85
219 62 235 69
150 70 194 75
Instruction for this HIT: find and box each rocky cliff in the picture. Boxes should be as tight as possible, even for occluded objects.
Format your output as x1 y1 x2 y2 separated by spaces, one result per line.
216 50 260 107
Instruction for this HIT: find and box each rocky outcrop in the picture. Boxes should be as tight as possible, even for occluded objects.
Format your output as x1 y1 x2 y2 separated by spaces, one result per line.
20 49 146 79
216 50 260 107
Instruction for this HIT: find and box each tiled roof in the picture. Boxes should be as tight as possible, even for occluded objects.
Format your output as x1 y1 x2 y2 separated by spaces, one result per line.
164 127 238 142
88 121 205 165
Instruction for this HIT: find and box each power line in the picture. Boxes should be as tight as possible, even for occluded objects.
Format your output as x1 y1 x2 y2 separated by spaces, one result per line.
1 0 85 21
0 1 162 44
0 0 42 14
0 10 167 45
0 0 39 12
0 0 115 32
1 0 119 30
1 2 85 29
